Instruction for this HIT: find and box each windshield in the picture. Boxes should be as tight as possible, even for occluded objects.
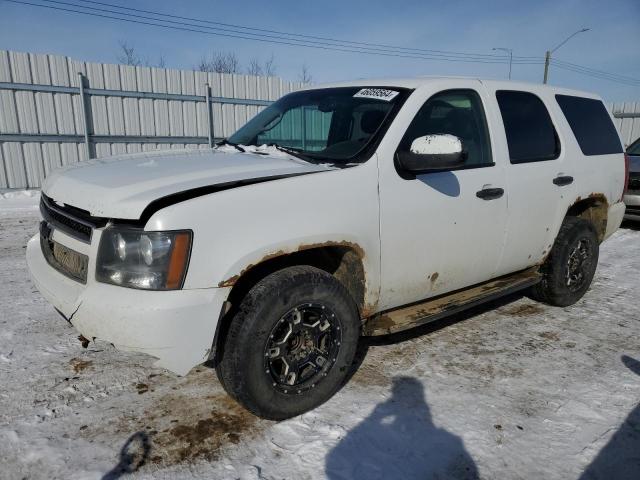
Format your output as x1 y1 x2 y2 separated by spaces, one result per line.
629 138 640 156
228 87 408 163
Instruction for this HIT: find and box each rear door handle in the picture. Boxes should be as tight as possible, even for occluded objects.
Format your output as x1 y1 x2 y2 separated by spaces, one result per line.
476 187 504 200
553 175 574 186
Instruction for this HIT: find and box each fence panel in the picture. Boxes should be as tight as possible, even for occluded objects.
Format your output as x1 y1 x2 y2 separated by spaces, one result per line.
0 49 303 188
609 102 640 147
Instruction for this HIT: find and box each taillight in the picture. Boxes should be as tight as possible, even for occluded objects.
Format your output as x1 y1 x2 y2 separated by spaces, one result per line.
623 153 630 199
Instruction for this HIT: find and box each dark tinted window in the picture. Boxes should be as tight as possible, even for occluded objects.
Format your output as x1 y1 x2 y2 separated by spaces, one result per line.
629 138 640 156
398 89 492 167
496 90 560 163
555 95 623 156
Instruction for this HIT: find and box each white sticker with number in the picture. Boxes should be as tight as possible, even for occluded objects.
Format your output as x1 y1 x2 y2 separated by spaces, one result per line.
353 88 399 102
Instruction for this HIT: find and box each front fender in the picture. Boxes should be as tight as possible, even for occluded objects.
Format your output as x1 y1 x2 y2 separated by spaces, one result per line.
145 160 382 313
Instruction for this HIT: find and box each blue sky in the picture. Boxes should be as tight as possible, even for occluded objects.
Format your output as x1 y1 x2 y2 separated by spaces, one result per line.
0 0 638 101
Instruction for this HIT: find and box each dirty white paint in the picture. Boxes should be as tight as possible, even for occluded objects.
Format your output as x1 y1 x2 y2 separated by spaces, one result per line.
27 77 626 376
42 147 335 219
409 133 462 155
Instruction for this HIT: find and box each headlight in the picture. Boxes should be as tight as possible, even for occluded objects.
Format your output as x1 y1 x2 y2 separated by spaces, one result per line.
96 228 192 290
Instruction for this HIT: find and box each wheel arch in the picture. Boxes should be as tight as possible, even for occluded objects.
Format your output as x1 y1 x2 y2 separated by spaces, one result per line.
565 193 608 242
211 242 369 365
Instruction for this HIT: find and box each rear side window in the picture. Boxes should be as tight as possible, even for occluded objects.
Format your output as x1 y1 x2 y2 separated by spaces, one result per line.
496 90 560 164
556 95 623 156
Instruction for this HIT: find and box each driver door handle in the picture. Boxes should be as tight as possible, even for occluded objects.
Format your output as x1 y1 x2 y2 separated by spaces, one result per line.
553 175 574 186
476 187 504 200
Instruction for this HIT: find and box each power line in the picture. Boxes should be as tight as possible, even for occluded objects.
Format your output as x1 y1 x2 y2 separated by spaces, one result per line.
550 62 640 87
551 63 640 87
6 0 637 87
3 0 545 65
552 58 640 84
70 0 543 61
42 0 529 61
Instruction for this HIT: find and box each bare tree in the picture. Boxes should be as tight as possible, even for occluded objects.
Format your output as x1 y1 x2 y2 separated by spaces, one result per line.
264 54 277 76
299 64 312 83
196 56 211 72
117 40 143 67
117 41 166 69
247 58 263 76
198 51 240 74
247 54 277 77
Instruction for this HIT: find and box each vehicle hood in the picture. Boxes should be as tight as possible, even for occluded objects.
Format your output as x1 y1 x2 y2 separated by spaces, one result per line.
43 147 334 219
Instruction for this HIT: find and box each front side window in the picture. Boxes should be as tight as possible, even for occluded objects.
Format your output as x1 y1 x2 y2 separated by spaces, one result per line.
496 90 560 164
397 89 493 168
555 95 622 156
229 87 409 163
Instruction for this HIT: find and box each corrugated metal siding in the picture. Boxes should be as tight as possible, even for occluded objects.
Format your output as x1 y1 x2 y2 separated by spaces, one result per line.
608 102 640 148
3 49 637 190
0 49 304 188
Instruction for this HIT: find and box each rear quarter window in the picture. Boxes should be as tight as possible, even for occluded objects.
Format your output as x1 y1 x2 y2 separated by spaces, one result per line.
496 90 560 164
555 95 623 156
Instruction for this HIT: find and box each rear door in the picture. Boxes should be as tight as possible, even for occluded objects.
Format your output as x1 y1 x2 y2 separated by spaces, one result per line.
490 89 571 275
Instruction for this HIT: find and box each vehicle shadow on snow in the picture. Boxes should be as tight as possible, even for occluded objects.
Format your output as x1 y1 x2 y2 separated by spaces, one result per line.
326 294 529 478
102 431 151 480
578 355 640 480
325 376 479 480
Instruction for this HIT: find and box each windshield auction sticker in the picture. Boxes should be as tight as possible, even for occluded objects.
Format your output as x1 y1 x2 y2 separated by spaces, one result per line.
353 88 399 101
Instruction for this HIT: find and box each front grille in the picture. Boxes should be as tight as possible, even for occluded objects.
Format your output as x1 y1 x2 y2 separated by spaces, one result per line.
40 195 105 243
40 222 89 283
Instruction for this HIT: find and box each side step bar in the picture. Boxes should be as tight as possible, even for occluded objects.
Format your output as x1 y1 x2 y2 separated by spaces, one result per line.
363 268 542 336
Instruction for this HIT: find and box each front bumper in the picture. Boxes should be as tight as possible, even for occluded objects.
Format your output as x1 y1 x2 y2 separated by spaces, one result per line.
26 233 230 375
623 193 640 221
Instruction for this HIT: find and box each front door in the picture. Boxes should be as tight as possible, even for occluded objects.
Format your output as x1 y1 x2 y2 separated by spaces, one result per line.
377 85 508 311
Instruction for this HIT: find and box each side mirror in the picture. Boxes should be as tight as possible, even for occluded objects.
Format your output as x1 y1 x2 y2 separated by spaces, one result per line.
396 134 466 174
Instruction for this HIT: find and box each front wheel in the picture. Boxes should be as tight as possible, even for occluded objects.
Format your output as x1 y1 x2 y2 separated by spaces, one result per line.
216 266 360 420
529 216 599 307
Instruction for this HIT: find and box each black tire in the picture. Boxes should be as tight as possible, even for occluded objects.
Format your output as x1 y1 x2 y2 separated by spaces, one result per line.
529 216 599 307
216 265 360 420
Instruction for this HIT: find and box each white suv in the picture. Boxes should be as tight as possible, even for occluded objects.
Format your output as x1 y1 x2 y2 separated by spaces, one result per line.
27 78 627 419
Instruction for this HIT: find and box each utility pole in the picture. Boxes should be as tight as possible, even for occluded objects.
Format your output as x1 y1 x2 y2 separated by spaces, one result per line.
543 51 551 84
492 47 513 79
543 28 590 84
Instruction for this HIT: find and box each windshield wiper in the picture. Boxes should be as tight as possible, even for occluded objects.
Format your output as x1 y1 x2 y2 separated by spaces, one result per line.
216 139 246 153
268 143 313 161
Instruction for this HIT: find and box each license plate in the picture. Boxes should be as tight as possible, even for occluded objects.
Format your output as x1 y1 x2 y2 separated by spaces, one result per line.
40 222 89 284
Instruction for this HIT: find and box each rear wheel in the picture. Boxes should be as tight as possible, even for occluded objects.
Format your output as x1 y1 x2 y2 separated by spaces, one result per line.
529 217 599 307
216 266 360 420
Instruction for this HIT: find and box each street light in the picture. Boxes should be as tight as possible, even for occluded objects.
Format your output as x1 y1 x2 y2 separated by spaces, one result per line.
492 47 513 79
543 28 590 84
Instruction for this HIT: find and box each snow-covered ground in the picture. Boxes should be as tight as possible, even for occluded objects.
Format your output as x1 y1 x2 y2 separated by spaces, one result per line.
1 193 639 480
